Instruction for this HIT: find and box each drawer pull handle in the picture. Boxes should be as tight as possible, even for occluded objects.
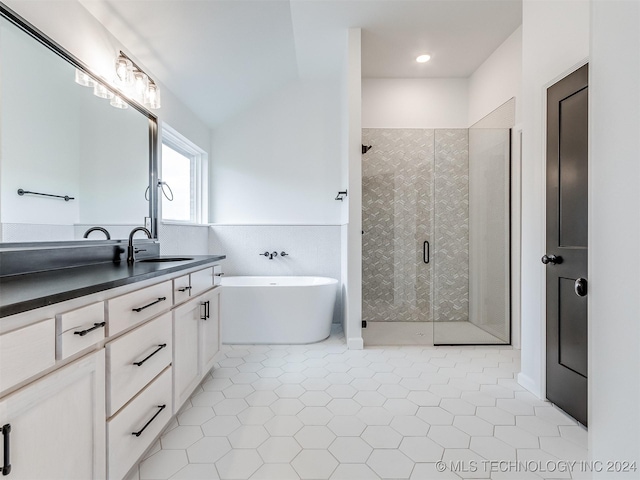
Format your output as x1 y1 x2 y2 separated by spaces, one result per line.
133 344 167 367
73 322 106 337
201 300 210 320
131 405 166 437
1 424 11 476
132 297 166 312
177 286 192 292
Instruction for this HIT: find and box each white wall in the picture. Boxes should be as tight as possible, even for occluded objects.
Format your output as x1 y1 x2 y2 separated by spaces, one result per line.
468 26 522 126
210 79 344 225
158 224 210 256
589 0 640 471
518 0 589 398
362 78 468 129
344 28 363 349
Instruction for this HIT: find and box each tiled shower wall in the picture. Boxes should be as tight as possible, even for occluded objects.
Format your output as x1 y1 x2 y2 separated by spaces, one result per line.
362 128 469 323
434 129 470 322
362 129 434 322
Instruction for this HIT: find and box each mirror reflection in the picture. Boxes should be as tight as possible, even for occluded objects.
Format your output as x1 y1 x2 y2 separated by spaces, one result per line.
0 15 151 243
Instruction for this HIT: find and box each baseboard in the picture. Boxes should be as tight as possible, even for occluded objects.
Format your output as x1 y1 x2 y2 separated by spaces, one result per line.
347 336 364 350
517 372 543 399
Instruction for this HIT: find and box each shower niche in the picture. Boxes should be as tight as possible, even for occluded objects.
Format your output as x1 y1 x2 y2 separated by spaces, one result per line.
362 127 510 345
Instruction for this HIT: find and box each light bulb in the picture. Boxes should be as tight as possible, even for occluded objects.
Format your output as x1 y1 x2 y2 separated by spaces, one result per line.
115 54 133 86
110 95 129 109
133 70 149 103
416 54 431 63
93 83 114 99
75 69 95 87
145 81 161 109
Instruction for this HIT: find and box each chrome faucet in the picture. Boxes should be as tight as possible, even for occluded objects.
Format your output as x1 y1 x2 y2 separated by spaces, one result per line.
127 227 152 264
83 226 111 240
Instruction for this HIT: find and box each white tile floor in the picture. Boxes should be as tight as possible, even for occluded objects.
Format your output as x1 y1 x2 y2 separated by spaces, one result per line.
129 325 588 480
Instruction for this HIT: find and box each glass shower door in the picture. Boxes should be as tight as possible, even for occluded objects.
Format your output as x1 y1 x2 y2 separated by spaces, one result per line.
361 129 434 336
433 128 511 345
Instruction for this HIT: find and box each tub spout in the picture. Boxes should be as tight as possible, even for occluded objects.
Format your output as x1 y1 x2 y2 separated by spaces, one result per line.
270 251 278 260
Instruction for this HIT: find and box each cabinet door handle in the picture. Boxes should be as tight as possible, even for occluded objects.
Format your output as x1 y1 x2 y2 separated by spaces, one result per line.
423 241 430 264
73 322 106 337
133 344 167 366
201 301 210 320
131 405 166 437
132 297 166 312
177 286 192 293
1 423 11 476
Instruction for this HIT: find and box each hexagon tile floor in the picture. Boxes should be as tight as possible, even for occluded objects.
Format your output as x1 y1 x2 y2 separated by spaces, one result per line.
127 325 588 480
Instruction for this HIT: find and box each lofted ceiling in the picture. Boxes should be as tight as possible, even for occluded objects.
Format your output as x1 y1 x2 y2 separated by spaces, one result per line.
80 0 522 127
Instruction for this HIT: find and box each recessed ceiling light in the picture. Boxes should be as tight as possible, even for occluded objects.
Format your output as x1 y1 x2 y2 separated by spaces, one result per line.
416 54 431 63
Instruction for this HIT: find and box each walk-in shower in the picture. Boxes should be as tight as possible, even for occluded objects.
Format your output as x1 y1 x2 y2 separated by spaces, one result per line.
361 114 511 346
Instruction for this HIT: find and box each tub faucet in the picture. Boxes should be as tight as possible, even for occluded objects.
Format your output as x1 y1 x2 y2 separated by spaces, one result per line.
127 226 152 264
259 251 278 260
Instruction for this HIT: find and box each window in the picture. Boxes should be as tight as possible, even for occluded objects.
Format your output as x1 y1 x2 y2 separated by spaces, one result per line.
160 124 208 223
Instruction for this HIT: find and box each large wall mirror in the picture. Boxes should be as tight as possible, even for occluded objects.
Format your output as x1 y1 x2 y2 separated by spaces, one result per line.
0 5 157 245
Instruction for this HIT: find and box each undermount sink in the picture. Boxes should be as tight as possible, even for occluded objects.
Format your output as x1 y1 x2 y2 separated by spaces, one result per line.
138 257 194 263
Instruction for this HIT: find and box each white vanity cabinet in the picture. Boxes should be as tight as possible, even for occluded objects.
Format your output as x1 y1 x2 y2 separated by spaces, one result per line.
173 288 220 411
0 261 222 480
0 350 106 479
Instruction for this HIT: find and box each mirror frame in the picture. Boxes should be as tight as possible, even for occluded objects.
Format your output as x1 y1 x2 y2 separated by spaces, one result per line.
0 2 159 248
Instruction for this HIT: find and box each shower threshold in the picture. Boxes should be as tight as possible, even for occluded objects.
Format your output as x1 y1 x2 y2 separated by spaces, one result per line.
362 321 504 346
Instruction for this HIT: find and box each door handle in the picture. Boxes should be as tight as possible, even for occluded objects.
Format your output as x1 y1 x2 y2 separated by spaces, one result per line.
541 254 563 265
423 241 430 264
574 278 588 297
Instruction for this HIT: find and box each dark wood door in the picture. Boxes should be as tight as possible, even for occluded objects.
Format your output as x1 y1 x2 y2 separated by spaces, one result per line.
545 64 589 426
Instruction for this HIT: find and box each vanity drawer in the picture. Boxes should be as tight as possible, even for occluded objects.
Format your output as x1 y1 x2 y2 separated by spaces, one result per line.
173 274 191 305
190 267 213 296
56 302 105 360
107 280 172 336
106 312 172 416
107 367 172 480
0 318 55 393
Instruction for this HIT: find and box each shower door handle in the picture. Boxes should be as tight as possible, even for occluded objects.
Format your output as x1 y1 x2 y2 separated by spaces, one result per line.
423 241 430 264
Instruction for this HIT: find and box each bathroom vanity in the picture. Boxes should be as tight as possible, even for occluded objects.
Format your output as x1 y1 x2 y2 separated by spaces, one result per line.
0 4 226 477
0 254 224 479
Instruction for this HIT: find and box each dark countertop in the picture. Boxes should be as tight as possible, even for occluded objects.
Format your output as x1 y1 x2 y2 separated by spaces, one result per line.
0 255 226 318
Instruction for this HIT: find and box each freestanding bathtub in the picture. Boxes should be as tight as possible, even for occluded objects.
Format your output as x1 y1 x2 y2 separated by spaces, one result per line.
220 276 338 344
